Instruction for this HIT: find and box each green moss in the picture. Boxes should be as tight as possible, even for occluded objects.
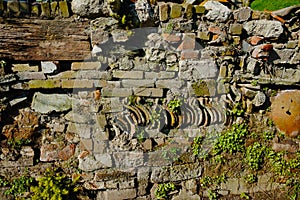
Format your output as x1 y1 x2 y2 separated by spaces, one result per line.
250 0 300 11
192 80 210 96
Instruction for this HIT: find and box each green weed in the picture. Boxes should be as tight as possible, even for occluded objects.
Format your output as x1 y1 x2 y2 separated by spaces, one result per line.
154 182 176 200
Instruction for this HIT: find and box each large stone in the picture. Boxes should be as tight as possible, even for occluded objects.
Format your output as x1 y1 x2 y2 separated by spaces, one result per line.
31 92 72 114
233 7 252 22
179 59 218 80
71 0 108 18
204 0 232 22
244 20 284 38
41 61 57 74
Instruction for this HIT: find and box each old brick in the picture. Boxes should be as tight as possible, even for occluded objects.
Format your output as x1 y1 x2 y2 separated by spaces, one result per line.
59 1 70 18
12 64 39 72
77 70 112 80
112 71 144 79
67 123 92 138
159 3 169 22
17 72 46 80
181 50 199 60
97 189 137 200
156 80 184 89
230 24 243 35
183 3 193 19
170 3 182 18
178 33 195 51
94 80 120 88
113 152 144 169
162 33 181 42
121 79 154 88
48 70 78 79
28 80 60 89
133 88 164 97
61 79 94 88
197 31 210 40
194 5 205 14
101 88 132 97
71 62 101 70
145 72 176 79
58 144 76 161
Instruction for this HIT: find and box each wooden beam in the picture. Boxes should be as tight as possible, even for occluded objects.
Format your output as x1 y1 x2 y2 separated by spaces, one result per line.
0 18 91 61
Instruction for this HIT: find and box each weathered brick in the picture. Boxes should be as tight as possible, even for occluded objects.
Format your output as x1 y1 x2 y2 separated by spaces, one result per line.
71 62 101 70
183 3 193 19
94 80 120 88
156 80 184 89
230 23 243 35
162 33 181 42
145 72 176 79
12 64 39 72
177 33 195 51
48 71 78 79
180 50 199 60
67 123 92 138
121 79 154 88
61 79 94 88
197 31 210 41
194 5 205 14
159 3 169 22
97 189 137 200
101 88 132 97
133 88 164 97
112 71 144 79
101 98 124 113
28 80 60 89
78 70 112 80
59 1 70 18
17 72 46 80
170 3 182 18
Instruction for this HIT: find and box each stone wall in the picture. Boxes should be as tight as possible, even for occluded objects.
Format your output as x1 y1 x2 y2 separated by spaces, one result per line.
0 0 299 199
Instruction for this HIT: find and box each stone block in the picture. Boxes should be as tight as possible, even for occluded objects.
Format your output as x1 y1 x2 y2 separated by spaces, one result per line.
0 0 4 16
31 92 72 114
145 72 176 79
93 140 108 154
51 1 59 16
112 70 144 79
101 98 124 113
121 79 154 88
17 72 46 80
119 179 136 189
48 70 77 79
59 1 70 18
7 1 19 16
41 61 57 74
41 2 51 18
97 189 137 200
133 88 164 97
181 50 199 60
233 7 252 22
12 64 39 72
159 3 168 22
61 79 94 88
183 3 193 19
113 151 144 169
178 33 195 51
71 62 101 70
28 80 60 89
156 80 184 89
94 80 120 88
31 4 40 17
194 5 205 14
101 88 132 97
78 70 112 80
230 24 243 35
197 31 210 40
67 123 92 138
170 3 182 18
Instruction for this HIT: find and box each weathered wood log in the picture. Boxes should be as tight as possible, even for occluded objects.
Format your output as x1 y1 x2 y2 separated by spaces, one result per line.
0 18 91 61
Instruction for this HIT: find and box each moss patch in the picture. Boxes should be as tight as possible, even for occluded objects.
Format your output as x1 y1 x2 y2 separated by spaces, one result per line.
250 0 300 11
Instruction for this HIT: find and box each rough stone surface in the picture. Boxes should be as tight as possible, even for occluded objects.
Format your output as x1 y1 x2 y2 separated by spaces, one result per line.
204 0 232 22
31 92 72 114
71 0 108 18
244 20 284 38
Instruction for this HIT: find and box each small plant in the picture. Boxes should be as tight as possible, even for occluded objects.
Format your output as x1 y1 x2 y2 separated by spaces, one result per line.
246 142 265 171
228 103 245 117
263 130 275 141
244 174 258 184
251 80 258 86
212 123 248 155
191 136 204 156
0 60 6 68
7 139 31 150
207 189 219 200
240 192 251 199
0 176 9 187
154 182 176 200
162 147 181 161
200 174 226 189
30 168 80 200
5 175 34 198
167 98 182 113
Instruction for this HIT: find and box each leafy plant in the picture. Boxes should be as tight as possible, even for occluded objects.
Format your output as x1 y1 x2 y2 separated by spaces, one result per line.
244 174 258 184
30 168 80 200
7 139 31 150
246 142 265 171
200 174 226 189
167 98 182 113
5 175 34 198
212 123 248 155
207 189 219 200
227 103 245 117
191 136 204 156
0 176 9 187
240 192 251 199
154 182 176 199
